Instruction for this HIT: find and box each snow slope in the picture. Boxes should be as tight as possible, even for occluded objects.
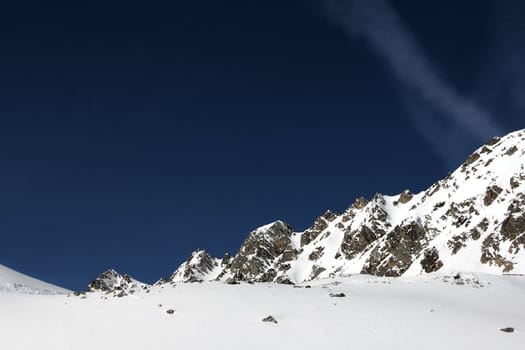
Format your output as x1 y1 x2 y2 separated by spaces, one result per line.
0 274 523 350
0 264 69 294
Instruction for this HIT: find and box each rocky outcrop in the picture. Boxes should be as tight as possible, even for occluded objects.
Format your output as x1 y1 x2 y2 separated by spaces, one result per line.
420 247 444 273
484 185 502 206
228 221 296 283
86 269 148 296
397 190 413 204
301 211 336 247
170 250 221 283
362 222 426 276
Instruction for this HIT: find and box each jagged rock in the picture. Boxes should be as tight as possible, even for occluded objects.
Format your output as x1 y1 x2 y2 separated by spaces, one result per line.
398 190 413 204
484 185 502 206
351 197 368 209
221 253 232 267
154 277 168 286
480 234 514 272
464 152 480 166
86 269 148 295
228 221 295 283
486 136 500 146
166 309 175 315
501 214 525 254
341 226 381 260
506 145 518 156
170 250 223 283
480 146 492 154
420 247 444 273
363 222 426 276
262 315 278 324
301 212 334 247
308 247 325 261
448 234 468 254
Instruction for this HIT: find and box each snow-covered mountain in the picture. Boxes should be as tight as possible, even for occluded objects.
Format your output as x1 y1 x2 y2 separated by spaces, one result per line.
86 269 149 296
0 264 69 294
169 129 525 284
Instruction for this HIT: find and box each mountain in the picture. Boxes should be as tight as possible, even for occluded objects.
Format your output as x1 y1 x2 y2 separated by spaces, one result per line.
0 264 69 294
170 129 525 284
86 269 149 296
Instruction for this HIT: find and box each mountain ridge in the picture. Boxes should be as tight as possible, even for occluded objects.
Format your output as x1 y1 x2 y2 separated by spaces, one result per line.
85 128 525 291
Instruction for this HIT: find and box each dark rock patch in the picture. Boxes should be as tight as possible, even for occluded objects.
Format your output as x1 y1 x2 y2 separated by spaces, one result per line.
309 265 326 280
464 152 480 166
505 145 518 156
485 136 500 146
363 222 426 276
484 185 502 206
262 315 278 324
398 190 414 204
421 247 444 273
329 293 346 298
341 225 383 260
229 221 295 283
308 246 325 261
351 197 368 210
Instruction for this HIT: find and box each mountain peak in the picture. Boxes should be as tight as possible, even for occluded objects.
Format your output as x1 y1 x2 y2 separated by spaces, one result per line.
86 269 148 296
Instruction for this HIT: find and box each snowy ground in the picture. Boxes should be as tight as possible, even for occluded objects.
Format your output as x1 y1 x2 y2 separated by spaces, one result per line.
0 274 523 350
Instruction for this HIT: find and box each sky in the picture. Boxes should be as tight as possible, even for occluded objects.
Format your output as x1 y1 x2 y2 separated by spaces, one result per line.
0 0 523 290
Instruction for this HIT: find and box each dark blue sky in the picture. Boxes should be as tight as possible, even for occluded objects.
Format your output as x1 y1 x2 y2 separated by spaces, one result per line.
0 0 522 290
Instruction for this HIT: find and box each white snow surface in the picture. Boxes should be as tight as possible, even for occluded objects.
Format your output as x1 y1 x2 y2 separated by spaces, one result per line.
0 274 523 349
0 264 70 294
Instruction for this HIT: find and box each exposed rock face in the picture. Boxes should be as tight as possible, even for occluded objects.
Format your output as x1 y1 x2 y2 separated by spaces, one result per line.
301 211 336 247
398 190 414 204
86 269 148 296
363 222 426 276
167 129 525 284
341 226 379 261
420 247 444 273
484 185 502 206
170 250 221 283
228 221 296 283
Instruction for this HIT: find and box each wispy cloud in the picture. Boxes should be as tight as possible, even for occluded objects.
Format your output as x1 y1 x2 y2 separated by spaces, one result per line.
321 0 503 167
474 1 525 125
